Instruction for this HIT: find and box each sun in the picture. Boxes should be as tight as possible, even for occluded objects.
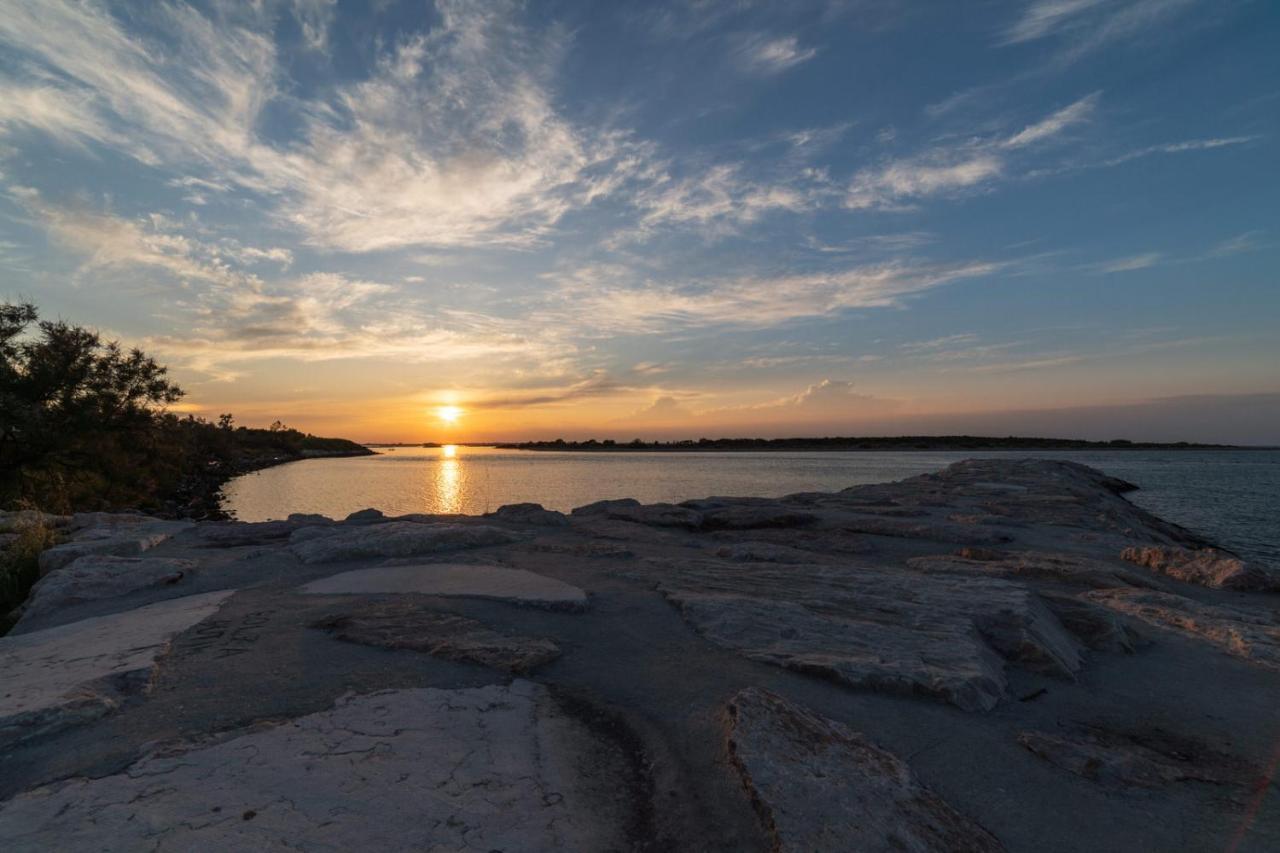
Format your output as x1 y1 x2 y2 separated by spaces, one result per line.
435 405 463 425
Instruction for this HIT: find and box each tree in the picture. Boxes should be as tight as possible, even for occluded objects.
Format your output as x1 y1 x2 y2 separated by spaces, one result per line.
0 302 184 508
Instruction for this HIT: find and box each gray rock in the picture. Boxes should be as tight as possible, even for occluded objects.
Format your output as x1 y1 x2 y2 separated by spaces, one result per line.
1041 593 1144 652
301 562 588 610
487 502 570 527
313 603 560 672
572 498 703 529
196 520 299 547
636 559 1080 711
37 519 193 576
344 507 386 523
0 683 642 851
0 591 235 749
289 521 524 563
1019 727 1257 789
840 516 1012 546
699 504 818 530
1085 588 1280 670
907 550 1163 590
14 556 197 628
726 688 1004 852
1120 545 1278 591
712 541 829 563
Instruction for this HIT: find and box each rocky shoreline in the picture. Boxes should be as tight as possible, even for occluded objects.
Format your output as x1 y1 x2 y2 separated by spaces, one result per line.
1 459 1277 851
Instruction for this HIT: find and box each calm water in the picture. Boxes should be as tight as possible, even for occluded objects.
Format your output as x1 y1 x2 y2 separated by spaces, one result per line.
222 447 1280 566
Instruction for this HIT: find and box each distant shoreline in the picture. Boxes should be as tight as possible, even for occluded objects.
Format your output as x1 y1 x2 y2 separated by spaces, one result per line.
483 436 1262 452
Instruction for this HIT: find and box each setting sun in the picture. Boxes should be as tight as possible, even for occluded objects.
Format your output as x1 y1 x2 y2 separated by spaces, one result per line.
435 405 463 425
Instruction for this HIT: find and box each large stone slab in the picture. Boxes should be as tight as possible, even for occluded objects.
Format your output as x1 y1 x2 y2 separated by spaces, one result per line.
37 519 193 576
312 603 561 672
13 556 197 630
726 688 1004 852
907 549 1163 590
1085 588 1280 670
288 520 524 563
572 498 704 529
636 559 1080 711
0 590 235 748
301 563 588 610
1120 545 1278 591
0 683 642 852
1018 727 1258 790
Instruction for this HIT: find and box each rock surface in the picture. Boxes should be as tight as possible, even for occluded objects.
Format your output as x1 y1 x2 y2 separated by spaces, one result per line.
1120 545 1278 591
907 549 1163 590
301 562 589 610
13 556 197 629
1085 588 1280 669
634 558 1081 711
0 682 644 851
313 603 561 672
726 688 1003 852
289 520 524 563
1018 726 1258 789
0 591 234 749
37 518 193 576
2 458 1277 852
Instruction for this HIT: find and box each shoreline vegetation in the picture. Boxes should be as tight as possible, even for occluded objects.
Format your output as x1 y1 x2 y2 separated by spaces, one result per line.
495 436 1248 452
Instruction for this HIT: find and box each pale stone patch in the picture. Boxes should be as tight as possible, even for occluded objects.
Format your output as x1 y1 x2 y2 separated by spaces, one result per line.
726 688 1004 852
0 590 235 748
289 521 524 563
0 683 636 852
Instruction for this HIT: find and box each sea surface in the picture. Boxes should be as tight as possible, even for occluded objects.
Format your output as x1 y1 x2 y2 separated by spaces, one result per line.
222 447 1280 566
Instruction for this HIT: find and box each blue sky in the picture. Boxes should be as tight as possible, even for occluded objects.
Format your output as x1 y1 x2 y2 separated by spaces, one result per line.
1 0 1277 442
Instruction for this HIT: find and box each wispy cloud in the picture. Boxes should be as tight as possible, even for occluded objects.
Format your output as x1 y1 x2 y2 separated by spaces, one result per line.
552 259 1001 333
1093 252 1162 273
731 33 818 75
846 94 1098 209
1001 0 1203 61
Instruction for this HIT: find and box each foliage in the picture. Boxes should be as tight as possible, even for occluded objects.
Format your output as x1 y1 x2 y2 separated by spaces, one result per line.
0 511 60 632
0 302 368 516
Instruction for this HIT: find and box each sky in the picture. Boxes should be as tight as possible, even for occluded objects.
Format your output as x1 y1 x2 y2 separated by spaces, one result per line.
1 0 1277 444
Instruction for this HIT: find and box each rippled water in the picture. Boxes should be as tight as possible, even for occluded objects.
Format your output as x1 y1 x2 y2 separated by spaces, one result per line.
222 447 1280 566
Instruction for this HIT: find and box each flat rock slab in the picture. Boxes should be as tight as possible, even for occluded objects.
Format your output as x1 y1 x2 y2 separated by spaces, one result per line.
635 559 1080 711
1018 727 1258 790
0 683 640 852
289 521 525 563
0 590 235 749
726 688 1004 852
1120 545 1278 591
13 556 198 631
37 519 193 576
301 563 589 610
312 603 561 672
907 550 1163 590
1085 588 1280 670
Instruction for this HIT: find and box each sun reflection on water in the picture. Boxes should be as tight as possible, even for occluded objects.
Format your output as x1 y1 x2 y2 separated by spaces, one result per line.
435 445 461 512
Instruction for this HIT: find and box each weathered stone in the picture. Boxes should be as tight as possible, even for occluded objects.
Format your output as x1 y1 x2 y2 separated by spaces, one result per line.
0 683 642 851
1019 727 1257 789
196 520 300 547
726 688 1004 852
906 550 1163 590
313 603 560 672
572 498 703 529
0 591 235 748
37 519 193 576
289 521 524 563
487 502 570 527
1085 589 1280 670
344 507 386 523
301 562 588 610
526 541 634 558
1041 593 1143 652
699 505 818 530
13 556 197 629
709 527 875 556
713 541 829 563
1120 545 1278 591
635 559 1080 711
840 516 1012 546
